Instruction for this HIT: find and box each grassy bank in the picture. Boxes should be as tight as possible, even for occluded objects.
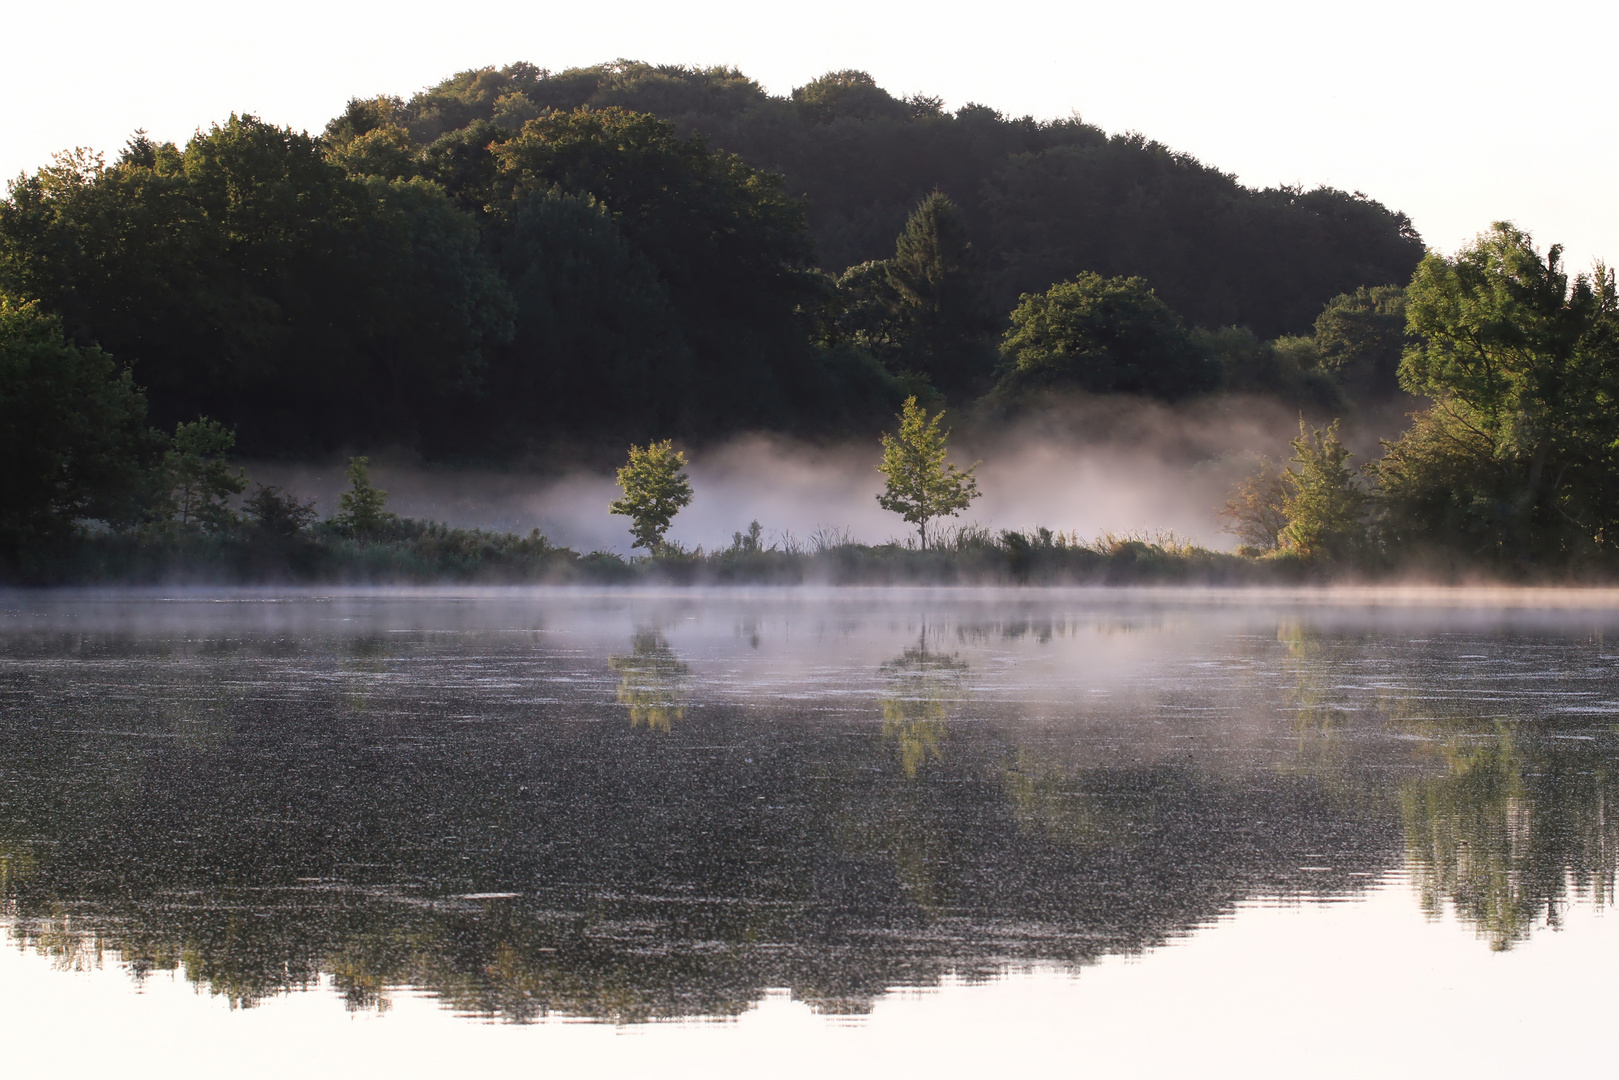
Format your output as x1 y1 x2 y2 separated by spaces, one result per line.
18 520 1306 587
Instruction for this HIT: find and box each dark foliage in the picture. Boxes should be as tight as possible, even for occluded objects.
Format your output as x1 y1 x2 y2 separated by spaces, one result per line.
996 273 1222 400
0 294 154 563
361 61 1424 337
0 118 510 455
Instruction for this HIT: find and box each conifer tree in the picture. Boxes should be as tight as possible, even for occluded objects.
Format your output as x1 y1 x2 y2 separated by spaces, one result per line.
884 192 995 396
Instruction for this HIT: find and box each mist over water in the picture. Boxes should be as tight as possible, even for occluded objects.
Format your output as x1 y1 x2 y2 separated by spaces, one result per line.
247 394 1397 554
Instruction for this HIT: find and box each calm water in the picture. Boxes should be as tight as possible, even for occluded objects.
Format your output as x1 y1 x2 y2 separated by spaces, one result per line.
2 588 1617 1077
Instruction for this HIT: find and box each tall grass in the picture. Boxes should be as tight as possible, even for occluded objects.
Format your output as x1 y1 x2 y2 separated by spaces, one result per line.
35 518 1285 586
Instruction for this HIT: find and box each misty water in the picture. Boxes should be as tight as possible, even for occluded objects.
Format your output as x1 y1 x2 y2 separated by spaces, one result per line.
3 587 1618 1076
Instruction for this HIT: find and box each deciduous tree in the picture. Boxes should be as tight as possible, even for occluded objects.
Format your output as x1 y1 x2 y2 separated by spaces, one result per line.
0 293 151 560
609 440 694 553
159 418 246 532
996 273 1219 400
1373 223 1619 564
335 456 397 537
1279 420 1367 560
875 397 979 549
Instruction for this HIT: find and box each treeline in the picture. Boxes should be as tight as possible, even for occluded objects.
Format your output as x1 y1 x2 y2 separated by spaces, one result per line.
363 62 1422 333
0 61 1422 461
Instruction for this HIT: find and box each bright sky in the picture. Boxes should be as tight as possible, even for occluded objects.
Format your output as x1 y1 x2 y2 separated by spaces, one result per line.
6 0 1616 273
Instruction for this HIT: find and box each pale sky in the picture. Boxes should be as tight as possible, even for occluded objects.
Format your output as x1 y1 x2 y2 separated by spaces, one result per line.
6 0 1616 273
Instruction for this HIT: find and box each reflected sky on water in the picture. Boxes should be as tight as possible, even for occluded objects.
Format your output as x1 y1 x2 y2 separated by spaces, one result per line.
1 588 1616 1073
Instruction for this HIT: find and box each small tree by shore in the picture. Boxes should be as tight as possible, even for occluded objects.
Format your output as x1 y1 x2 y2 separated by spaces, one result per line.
335 456 397 537
1278 420 1367 559
610 440 694 554
1223 421 1367 561
876 396 979 549
161 419 246 532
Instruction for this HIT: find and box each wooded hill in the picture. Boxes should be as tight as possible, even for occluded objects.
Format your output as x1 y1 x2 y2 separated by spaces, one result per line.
0 61 1424 459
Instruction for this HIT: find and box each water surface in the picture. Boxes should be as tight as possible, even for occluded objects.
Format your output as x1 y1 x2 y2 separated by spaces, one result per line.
2 588 1615 1074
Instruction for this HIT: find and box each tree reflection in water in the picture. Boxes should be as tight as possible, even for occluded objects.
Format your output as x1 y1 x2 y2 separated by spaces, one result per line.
877 631 967 778
608 629 688 731
1276 622 1619 950
1399 718 1618 950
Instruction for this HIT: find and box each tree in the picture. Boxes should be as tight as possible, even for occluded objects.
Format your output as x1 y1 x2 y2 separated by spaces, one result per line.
0 293 152 562
1279 420 1367 560
1196 325 1341 409
1372 223 1619 564
791 70 910 125
881 192 997 398
373 61 1424 337
493 107 821 431
1218 457 1290 553
159 419 246 532
334 456 397 537
1313 285 1408 402
241 484 318 539
490 187 687 439
609 440 694 553
876 396 979 548
996 273 1220 400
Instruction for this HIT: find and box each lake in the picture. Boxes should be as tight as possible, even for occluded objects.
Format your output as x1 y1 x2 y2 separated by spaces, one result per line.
2 587 1616 1077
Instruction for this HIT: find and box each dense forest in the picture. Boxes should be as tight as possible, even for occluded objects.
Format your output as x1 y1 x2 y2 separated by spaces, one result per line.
0 61 1423 462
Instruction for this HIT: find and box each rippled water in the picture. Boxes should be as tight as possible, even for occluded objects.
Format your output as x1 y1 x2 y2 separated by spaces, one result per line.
2 588 1616 1075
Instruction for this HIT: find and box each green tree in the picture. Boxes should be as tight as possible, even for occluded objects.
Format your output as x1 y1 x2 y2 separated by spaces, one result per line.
1372 223 1619 564
159 419 246 532
0 117 509 454
493 108 820 430
996 273 1220 400
875 397 979 549
1196 325 1341 409
828 260 907 367
609 440 694 553
1218 457 1290 553
1313 284 1408 402
791 70 910 125
1279 420 1367 560
335 456 397 537
0 293 151 562
491 187 687 438
882 192 996 396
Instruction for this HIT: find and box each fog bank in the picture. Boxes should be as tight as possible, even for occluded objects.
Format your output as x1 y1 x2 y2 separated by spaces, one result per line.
246 395 1407 554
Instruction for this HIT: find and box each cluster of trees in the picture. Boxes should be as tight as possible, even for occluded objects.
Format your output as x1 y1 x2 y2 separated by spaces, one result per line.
1222 224 1619 571
0 60 1424 468
0 294 396 569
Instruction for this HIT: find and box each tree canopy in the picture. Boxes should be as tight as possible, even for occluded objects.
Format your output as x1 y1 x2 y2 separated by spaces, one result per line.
1373 223 1619 565
0 118 509 454
610 440 695 552
996 273 1221 399
876 397 980 548
0 60 1426 462
0 293 151 561
355 61 1423 335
